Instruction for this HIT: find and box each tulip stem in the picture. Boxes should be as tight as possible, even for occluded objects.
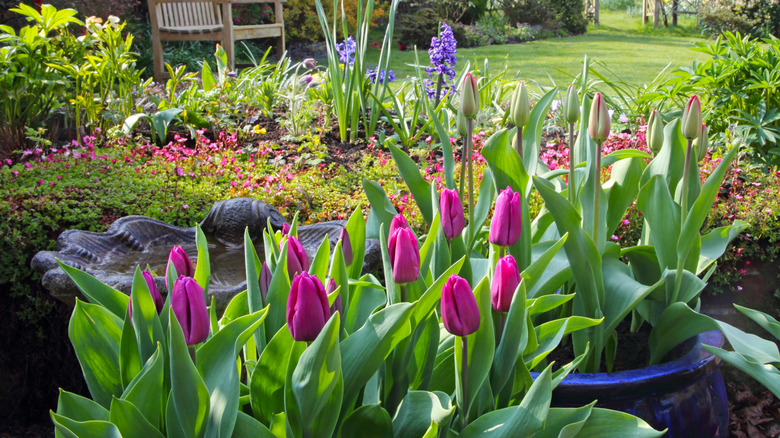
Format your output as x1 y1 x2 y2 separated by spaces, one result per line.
593 141 602 246
303 428 312 438
568 122 576 206
460 336 470 429
467 118 475 241
459 139 467 201
400 284 407 303
497 313 506 346
188 345 196 364
672 139 695 305
515 126 524 160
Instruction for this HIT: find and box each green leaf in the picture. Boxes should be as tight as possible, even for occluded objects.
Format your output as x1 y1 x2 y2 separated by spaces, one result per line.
346 207 367 279
697 221 749 275
251 325 295 424
201 62 215 92
704 345 780 399
264 243 292 343
109 397 165 438
388 142 434 225
244 229 267 353
362 179 398 238
51 413 121 438
427 105 456 189
735 304 780 339
523 235 568 298
131 267 163 364
455 277 495 413
521 88 557 172
58 261 129 319
232 411 276 438
344 275 386 334
407 314 440 391
637 175 681 270
55 389 109 422
121 344 164 428
194 224 211 294
168 312 210 438
602 255 666 333
151 108 183 145
605 157 644 237
119 312 142 389
69 300 123 408
292 314 343 434
392 391 454 438
197 309 268 438
491 281 528 395
574 407 666 437
340 303 414 408
341 404 393 438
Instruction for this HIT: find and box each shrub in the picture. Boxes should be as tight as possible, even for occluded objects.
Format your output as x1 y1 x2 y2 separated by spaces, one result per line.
450 22 491 47
284 0 387 44
396 8 441 49
551 0 587 34
698 3 759 37
502 0 557 29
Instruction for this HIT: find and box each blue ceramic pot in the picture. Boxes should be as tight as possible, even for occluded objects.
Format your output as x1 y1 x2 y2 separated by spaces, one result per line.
546 331 727 438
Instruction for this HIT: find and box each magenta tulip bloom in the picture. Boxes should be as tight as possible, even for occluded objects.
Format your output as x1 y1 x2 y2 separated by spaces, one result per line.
339 227 353 266
259 261 272 301
128 269 164 320
491 255 521 312
441 274 480 337
588 92 610 144
171 276 209 345
286 236 309 278
281 223 291 235
388 214 410 239
326 277 342 315
388 227 420 285
489 186 522 247
166 246 193 279
287 272 330 342
440 188 465 240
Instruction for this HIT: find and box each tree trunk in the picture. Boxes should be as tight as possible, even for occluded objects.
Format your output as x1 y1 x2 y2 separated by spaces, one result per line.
594 0 600 25
672 0 678 26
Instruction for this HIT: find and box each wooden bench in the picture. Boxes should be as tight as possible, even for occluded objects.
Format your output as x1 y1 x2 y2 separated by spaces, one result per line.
147 0 285 81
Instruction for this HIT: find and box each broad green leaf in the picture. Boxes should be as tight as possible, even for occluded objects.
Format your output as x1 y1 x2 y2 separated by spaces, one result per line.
119 312 142 389
735 304 780 340
341 404 393 438
251 325 295 424
392 391 454 438
602 255 665 333
605 157 643 237
69 300 123 408
201 62 215 92
346 207 367 279
491 281 528 395
194 224 211 294
55 389 109 423
330 240 350 329
245 229 267 353
637 175 680 270
535 402 595 438
407 314 440 391
622 245 662 286
389 142 434 225
51 413 121 438
640 119 685 192
697 221 749 275
168 313 209 438
705 345 780 399
121 344 164 428
574 407 665 437
109 397 165 438
528 294 574 316
524 235 569 298
131 267 163 364
362 179 398 237
264 243 291 343
521 88 557 173
344 275 386 334
232 411 275 438
455 278 495 413
58 261 129 319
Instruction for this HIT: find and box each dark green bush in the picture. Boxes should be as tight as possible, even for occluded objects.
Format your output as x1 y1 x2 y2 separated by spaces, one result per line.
551 0 587 35
502 0 586 35
396 8 441 50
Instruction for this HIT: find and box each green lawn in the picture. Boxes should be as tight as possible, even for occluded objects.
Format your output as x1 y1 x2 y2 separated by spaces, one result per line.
367 10 709 90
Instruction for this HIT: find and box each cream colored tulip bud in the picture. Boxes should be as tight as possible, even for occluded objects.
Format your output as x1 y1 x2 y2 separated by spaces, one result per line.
647 110 664 154
588 92 610 143
694 123 709 161
509 81 530 128
460 73 480 120
563 85 580 124
681 95 702 141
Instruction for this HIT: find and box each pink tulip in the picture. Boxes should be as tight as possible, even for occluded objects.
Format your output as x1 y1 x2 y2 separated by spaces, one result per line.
491 255 521 312
440 188 465 240
388 214 410 239
388 227 420 285
171 277 209 345
489 187 522 247
287 272 330 342
259 261 272 302
166 246 193 279
128 269 164 320
441 274 480 336
285 236 309 278
339 227 353 266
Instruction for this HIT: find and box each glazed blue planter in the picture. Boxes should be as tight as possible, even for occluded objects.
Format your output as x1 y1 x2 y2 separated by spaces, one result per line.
543 331 727 438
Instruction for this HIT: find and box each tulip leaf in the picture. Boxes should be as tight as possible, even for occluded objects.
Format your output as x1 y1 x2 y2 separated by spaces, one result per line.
419 211 442 281
378 223 399 305
197 309 267 437
602 255 666 333
704 345 780 399
330 240 350 326
527 293 574 316
407 314 440 391
50 412 122 438
121 343 164 428
428 345 456 396
346 207 367 279
69 300 123 408
388 142 434 226
55 389 109 423
291 314 342 435
194 224 211 295
232 411 275 438
469 167 495 250
491 281 528 395
427 105 456 189
622 245 663 285
109 397 165 438
251 325 295 424
734 304 780 340
534 402 594 438
392 391 454 438
698 221 749 275
459 365 552 437
58 261 129 319
455 277 495 414
524 235 569 298
362 179 398 239
341 403 393 438
244 229 267 353
341 302 414 409
605 157 644 237
640 119 685 192
168 312 210 438
572 407 666 437
649 302 780 365
131 266 163 364
264 243 292 344
119 311 142 389
344 274 386 334
521 88 557 173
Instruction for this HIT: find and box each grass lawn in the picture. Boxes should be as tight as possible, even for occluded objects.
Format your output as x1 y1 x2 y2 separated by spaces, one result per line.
366 10 709 91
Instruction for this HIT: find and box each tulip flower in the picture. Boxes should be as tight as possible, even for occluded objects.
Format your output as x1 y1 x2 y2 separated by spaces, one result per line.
647 110 664 154
171 276 209 345
128 269 164 320
694 123 709 162
388 214 410 238
509 81 530 128
441 274 480 337
287 272 330 342
460 73 480 120
588 92 610 144
259 261 272 302
326 277 342 315
281 223 291 235
166 246 193 280
681 95 702 141
489 187 522 247
491 255 521 312
440 188 465 240
285 236 309 278
388 227 420 286
338 227 353 266
563 85 580 124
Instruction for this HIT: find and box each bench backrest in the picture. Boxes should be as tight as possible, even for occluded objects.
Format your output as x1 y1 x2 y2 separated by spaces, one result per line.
157 1 223 29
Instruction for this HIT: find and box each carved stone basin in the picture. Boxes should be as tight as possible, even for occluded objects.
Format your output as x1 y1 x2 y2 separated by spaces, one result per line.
32 198 381 312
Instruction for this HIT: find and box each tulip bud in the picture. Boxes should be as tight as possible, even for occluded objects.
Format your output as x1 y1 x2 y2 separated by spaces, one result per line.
285 236 310 278
326 278 342 315
281 223 291 235
441 274 480 336
681 95 702 141
647 110 664 154
338 227 353 266
388 214 410 239
563 85 580 124
440 188 465 240
128 270 164 320
489 186 523 247
302 58 317 70
259 261 272 302
456 105 469 137
287 272 330 342
166 246 193 280
509 81 530 128
491 255 521 312
171 276 209 345
388 227 420 285
588 92 610 143
460 73 480 120
694 123 709 162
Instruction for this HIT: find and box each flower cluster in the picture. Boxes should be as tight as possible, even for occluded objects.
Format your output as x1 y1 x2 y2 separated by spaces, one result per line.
366 67 396 84
426 23 457 80
336 36 356 66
